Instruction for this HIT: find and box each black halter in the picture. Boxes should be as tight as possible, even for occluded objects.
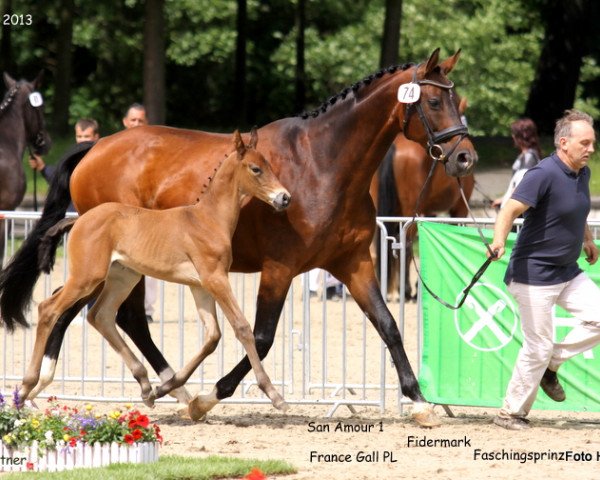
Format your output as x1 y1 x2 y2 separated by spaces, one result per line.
0 82 49 155
402 66 469 162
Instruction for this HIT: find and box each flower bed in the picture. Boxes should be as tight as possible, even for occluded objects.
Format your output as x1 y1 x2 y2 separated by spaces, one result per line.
0 440 159 472
0 392 161 472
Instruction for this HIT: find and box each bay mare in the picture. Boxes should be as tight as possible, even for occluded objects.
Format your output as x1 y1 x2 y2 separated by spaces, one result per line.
0 49 477 426
0 72 51 259
20 130 291 419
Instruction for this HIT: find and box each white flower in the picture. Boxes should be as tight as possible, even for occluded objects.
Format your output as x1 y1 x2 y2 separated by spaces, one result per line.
13 419 23 427
44 430 54 442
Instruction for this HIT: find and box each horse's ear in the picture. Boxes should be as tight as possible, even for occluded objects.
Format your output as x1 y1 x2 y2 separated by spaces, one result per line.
3 72 16 89
248 126 258 150
424 48 441 76
459 96 468 115
33 70 44 89
233 129 245 156
439 49 461 75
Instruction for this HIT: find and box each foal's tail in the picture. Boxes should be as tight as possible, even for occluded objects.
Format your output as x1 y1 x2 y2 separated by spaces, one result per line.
375 144 400 280
0 141 93 331
39 218 77 274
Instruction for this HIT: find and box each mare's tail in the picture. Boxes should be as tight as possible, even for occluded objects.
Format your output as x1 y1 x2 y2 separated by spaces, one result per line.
39 218 77 274
0 142 93 331
375 144 400 281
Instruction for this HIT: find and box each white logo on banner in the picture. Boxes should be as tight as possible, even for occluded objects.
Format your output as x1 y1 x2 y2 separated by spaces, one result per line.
454 283 518 352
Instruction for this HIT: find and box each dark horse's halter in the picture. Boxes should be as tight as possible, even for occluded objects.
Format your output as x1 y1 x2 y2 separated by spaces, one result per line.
0 82 48 155
402 66 496 310
1 82 49 211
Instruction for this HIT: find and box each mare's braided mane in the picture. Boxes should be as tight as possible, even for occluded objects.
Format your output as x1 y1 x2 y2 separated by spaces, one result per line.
299 63 413 119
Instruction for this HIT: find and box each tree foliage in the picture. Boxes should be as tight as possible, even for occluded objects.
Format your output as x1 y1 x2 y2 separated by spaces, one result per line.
1 0 597 137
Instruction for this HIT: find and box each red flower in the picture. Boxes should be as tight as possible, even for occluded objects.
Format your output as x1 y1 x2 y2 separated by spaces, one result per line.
132 429 143 440
124 434 135 445
153 424 163 444
26 462 35 471
244 467 267 480
137 414 150 428
129 414 150 429
69 437 78 447
80 429 87 436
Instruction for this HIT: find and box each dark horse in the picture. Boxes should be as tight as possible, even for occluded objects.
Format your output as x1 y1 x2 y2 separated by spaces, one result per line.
0 49 476 426
374 107 475 301
0 72 51 260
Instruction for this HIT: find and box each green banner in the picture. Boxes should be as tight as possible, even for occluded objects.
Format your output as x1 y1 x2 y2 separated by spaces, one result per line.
418 221 600 411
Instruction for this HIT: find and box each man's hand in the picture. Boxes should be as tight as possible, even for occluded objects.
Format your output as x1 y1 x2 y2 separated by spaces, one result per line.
28 154 45 172
584 239 599 265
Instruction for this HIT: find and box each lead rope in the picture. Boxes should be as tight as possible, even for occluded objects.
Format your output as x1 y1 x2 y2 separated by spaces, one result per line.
409 165 497 310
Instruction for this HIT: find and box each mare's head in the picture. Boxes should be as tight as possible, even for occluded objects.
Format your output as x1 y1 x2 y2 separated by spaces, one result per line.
399 49 477 177
2 71 51 155
232 128 291 211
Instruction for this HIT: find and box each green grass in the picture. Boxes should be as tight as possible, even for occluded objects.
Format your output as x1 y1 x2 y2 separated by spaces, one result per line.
4 455 296 479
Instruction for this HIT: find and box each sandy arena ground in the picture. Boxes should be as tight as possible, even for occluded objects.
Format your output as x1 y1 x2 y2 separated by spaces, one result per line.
2 219 600 479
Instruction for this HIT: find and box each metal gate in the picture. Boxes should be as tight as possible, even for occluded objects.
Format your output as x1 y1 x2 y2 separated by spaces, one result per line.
1 211 414 416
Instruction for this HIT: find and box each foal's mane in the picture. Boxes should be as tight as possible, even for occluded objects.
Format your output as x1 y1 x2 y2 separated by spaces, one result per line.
299 63 413 119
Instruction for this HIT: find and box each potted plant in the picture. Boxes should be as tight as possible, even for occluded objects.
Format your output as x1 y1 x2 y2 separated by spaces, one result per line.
0 391 162 472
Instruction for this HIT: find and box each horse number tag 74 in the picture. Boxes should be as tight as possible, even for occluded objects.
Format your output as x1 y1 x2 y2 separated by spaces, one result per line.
29 92 43 107
397 83 421 104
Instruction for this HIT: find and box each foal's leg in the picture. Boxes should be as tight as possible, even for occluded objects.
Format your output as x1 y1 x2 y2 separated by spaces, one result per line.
189 271 292 418
87 264 156 407
153 286 221 414
19 282 93 402
28 292 95 400
115 279 192 405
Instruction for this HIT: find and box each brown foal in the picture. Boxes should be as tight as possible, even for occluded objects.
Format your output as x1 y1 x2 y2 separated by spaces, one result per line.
20 129 291 418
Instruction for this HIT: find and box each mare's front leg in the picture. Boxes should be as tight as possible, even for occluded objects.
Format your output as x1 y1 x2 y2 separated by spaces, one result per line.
154 286 221 408
188 268 292 419
330 249 441 427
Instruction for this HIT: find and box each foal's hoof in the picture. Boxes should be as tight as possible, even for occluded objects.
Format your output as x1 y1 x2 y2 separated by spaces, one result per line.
188 389 219 422
142 390 157 408
411 403 442 428
273 397 289 413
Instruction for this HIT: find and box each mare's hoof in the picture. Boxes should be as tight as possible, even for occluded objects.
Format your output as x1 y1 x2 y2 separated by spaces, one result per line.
412 403 442 428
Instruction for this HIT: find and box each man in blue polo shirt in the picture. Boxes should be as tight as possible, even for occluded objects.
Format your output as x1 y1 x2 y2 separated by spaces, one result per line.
488 110 599 430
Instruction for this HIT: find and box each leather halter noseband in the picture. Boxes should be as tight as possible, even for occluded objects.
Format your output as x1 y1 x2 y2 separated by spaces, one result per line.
401 66 469 162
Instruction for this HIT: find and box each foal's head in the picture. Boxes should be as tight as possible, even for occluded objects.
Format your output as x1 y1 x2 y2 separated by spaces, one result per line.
232 128 291 211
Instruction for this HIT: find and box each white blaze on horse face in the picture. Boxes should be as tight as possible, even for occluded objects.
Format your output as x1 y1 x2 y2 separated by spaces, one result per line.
397 83 421 104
